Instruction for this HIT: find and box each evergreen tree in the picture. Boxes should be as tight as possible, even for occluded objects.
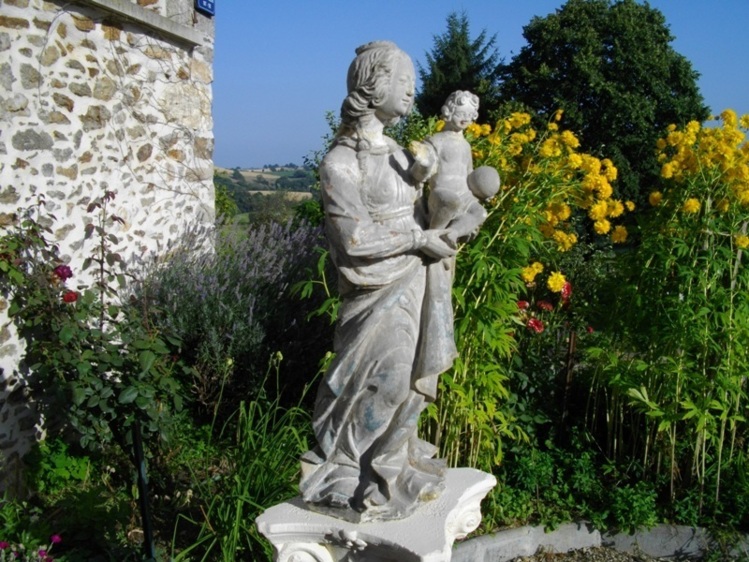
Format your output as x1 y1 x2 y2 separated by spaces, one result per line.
416 12 503 122
499 0 709 202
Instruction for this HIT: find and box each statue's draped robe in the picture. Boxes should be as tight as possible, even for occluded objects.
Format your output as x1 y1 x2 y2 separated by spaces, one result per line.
300 137 457 520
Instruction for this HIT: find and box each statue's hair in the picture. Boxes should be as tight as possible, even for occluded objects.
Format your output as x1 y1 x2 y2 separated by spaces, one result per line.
339 41 411 134
441 90 479 121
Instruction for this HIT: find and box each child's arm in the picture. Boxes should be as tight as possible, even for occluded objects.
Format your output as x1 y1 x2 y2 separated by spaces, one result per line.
408 139 438 184
445 201 488 244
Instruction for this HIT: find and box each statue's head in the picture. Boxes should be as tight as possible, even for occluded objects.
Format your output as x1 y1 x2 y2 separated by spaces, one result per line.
441 91 479 122
341 41 415 130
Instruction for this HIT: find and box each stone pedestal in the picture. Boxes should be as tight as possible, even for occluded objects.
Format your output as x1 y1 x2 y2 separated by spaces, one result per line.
256 468 496 562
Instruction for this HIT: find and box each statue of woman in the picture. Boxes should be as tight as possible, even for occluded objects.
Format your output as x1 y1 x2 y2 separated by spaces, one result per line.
300 41 458 522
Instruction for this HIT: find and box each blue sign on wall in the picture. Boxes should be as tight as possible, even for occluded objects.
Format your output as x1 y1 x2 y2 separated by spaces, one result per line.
195 0 215 16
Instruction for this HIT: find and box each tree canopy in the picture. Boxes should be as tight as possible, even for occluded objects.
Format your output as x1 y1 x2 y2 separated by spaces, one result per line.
498 0 709 202
416 12 503 122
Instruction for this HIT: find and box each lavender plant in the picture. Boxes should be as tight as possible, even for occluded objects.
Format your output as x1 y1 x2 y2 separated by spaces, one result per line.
135 219 326 419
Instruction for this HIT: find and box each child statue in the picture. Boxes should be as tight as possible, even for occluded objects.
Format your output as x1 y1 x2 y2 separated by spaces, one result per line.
411 90 500 245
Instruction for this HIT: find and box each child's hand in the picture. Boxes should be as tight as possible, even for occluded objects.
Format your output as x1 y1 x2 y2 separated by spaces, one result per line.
409 140 437 171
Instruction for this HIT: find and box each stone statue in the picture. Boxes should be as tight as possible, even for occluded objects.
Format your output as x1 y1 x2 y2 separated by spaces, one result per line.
300 41 461 523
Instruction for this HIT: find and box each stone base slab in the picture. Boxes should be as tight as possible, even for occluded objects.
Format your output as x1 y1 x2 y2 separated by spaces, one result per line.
256 467 496 561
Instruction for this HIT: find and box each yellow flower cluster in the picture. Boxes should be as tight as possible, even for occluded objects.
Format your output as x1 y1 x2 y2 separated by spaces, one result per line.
457 109 633 251
521 261 544 283
650 109 749 252
466 123 491 137
656 110 749 211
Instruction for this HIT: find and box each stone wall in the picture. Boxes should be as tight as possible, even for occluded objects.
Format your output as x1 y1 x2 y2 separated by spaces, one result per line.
0 0 215 491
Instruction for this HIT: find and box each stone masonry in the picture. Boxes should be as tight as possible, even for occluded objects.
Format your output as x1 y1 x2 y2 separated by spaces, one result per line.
0 0 215 492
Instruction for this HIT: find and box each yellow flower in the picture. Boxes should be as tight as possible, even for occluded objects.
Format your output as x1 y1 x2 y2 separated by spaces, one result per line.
721 109 738 128
539 137 562 158
509 112 531 129
588 200 608 221
607 200 625 218
547 271 567 293
611 225 628 244
466 123 482 137
649 191 663 206
594 219 611 234
682 198 701 214
567 153 583 169
736 234 749 249
740 114 749 130
716 198 730 213
480 123 491 136
561 130 580 149
661 162 675 179
554 109 564 122
625 201 635 212
435 120 445 132
596 178 613 200
548 122 559 131
602 159 618 181
549 202 572 222
553 230 577 252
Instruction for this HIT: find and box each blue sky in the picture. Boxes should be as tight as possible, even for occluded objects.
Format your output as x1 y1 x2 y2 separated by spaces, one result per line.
212 1 749 168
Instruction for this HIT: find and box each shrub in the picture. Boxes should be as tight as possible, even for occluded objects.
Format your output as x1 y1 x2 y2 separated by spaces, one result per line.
0 192 184 453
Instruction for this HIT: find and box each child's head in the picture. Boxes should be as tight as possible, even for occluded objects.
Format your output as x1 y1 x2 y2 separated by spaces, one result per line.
467 166 500 201
441 91 479 129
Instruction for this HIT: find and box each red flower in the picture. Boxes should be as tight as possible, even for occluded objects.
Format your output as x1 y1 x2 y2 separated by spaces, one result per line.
62 291 78 303
517 300 530 310
586 326 594 333
527 318 545 333
561 281 573 301
0 541 9 550
50 535 62 544
537 300 554 311
53 264 73 281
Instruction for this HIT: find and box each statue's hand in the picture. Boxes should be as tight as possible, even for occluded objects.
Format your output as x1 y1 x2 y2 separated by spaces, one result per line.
409 141 437 181
421 229 457 259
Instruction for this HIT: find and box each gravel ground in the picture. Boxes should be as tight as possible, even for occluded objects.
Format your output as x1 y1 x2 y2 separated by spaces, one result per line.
509 546 675 561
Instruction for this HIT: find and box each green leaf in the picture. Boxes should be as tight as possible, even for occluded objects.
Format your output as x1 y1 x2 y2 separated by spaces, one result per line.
139 350 157 373
72 386 87 405
118 386 138 404
59 325 75 343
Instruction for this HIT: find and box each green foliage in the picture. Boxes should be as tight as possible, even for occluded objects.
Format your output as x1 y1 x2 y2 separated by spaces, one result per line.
610 482 659 533
498 0 709 202
214 182 238 219
0 193 184 454
171 359 311 561
416 11 503 122
24 439 91 498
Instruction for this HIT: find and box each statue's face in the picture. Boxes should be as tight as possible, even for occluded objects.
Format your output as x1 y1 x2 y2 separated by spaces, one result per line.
374 56 415 123
448 106 475 131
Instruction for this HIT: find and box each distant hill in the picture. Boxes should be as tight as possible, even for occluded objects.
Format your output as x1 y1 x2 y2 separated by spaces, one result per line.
214 165 317 224
215 165 316 193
